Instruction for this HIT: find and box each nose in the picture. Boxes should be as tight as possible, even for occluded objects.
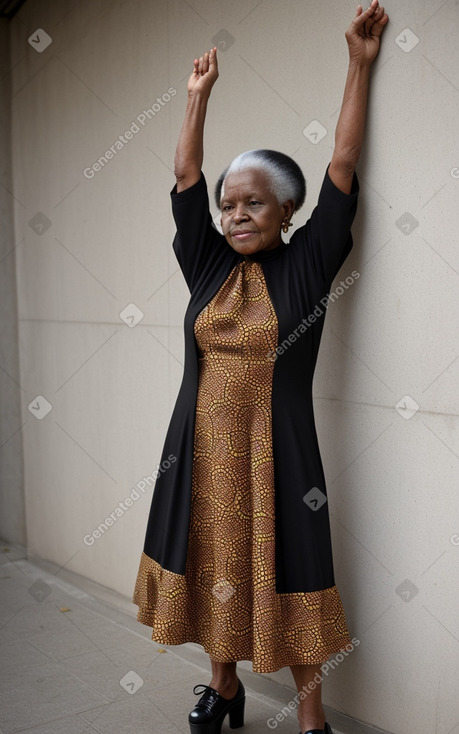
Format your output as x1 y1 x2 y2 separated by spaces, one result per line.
232 204 249 223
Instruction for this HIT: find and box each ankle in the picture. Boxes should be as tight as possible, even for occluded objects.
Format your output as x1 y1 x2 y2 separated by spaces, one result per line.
299 718 326 733
209 674 239 698
298 706 326 732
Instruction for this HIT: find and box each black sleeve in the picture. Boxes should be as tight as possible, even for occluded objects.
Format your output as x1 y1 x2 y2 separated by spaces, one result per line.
303 163 359 286
170 172 227 292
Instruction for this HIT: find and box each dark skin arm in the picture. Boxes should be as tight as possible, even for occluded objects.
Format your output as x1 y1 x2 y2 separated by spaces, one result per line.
329 0 389 194
174 47 219 193
174 2 388 196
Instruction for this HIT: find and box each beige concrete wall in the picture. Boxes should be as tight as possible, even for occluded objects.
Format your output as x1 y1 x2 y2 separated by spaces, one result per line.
6 0 459 731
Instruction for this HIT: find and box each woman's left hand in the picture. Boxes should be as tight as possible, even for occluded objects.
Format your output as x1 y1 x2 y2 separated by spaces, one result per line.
345 0 389 66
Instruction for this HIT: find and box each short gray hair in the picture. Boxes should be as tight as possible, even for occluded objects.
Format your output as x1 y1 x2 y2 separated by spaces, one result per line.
215 149 306 213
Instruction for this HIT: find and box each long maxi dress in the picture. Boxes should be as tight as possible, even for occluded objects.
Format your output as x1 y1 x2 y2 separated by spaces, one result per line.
133 163 359 673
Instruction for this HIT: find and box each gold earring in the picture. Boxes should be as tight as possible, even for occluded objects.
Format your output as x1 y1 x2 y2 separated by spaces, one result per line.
282 220 293 234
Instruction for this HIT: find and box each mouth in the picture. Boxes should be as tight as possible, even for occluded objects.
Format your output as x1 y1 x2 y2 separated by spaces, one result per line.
231 230 256 241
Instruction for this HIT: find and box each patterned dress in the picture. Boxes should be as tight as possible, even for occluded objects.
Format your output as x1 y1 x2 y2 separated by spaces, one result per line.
133 165 359 672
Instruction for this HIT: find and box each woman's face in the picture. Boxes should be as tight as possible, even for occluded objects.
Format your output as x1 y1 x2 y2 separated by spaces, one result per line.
220 168 294 256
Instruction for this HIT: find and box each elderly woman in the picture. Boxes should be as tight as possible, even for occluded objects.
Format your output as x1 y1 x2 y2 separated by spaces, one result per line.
133 3 388 733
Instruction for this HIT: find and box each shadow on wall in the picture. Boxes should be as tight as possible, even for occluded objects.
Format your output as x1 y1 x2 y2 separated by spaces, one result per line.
0 17 26 547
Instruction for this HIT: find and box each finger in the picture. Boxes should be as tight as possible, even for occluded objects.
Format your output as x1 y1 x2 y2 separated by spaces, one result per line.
367 5 387 34
359 0 379 16
370 9 389 35
363 3 382 33
209 46 218 73
374 5 388 22
365 5 381 24
354 0 378 27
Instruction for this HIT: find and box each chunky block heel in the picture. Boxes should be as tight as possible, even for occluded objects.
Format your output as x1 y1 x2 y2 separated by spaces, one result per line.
228 696 245 728
189 678 245 733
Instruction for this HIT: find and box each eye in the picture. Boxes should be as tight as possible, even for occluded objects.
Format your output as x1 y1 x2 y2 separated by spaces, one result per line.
249 200 262 207
222 204 233 212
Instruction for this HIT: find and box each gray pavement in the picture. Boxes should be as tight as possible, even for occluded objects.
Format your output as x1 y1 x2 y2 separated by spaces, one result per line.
0 542 384 734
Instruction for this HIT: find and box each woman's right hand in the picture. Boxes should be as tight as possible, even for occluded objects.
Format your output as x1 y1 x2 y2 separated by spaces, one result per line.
187 47 219 98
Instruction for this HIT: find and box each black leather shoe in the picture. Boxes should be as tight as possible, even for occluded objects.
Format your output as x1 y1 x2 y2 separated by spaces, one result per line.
300 723 333 734
189 678 245 733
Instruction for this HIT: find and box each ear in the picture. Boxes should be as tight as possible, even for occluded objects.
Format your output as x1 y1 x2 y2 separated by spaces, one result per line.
281 199 295 221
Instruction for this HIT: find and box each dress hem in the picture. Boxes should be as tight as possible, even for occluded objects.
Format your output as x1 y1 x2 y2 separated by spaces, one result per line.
134 605 352 674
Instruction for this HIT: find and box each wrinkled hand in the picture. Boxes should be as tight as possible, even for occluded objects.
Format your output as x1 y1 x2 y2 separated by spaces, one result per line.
187 47 219 98
345 0 389 66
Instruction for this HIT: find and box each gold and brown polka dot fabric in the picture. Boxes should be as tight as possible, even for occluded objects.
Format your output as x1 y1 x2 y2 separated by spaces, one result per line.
133 259 351 672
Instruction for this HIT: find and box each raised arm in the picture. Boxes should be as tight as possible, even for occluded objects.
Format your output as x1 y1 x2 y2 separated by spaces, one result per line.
328 0 389 194
174 47 219 193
